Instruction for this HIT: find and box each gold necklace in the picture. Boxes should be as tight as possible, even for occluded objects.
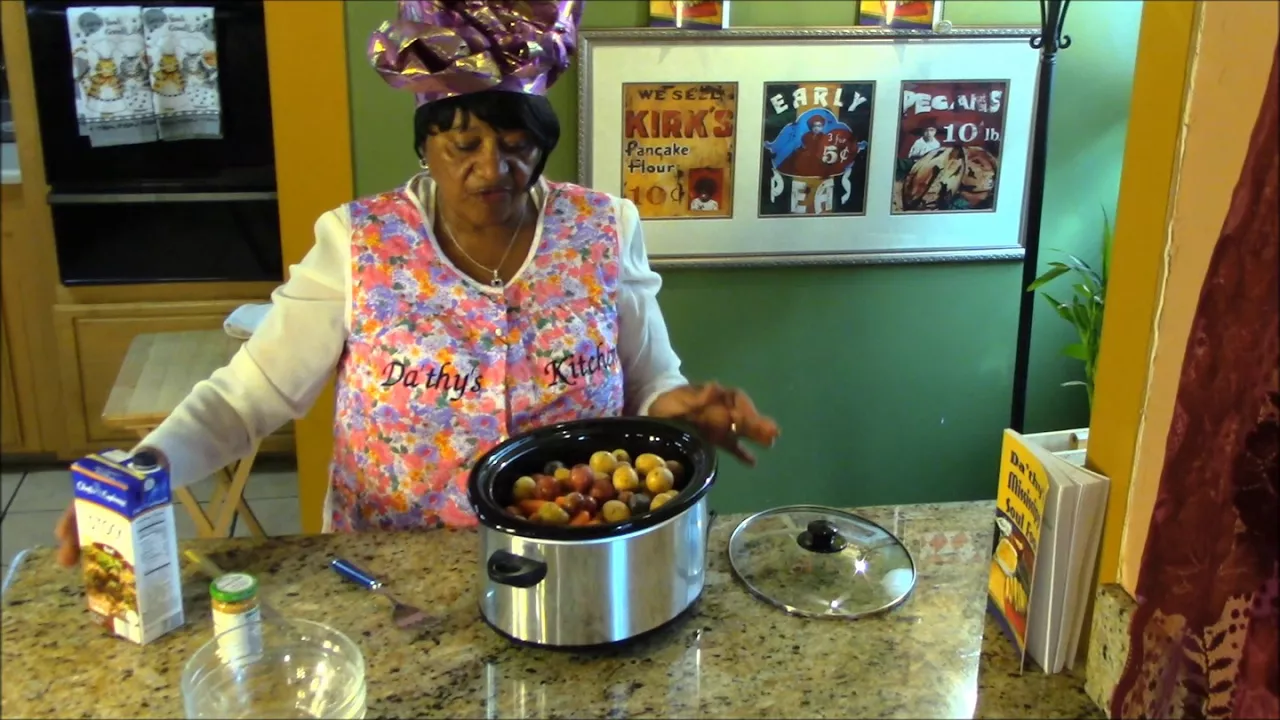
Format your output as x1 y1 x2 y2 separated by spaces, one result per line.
440 201 528 288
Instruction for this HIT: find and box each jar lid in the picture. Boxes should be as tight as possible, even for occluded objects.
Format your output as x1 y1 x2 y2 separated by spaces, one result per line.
727 505 916 619
210 573 259 604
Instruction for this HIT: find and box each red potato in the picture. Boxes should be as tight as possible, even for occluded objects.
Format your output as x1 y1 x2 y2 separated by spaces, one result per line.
580 496 599 515
535 475 560 501
556 492 586 515
568 465 594 494
589 477 617 503
665 460 686 485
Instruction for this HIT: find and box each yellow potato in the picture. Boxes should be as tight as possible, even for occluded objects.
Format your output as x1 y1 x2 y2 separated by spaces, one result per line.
634 453 666 476
645 467 674 495
589 451 618 475
612 465 640 493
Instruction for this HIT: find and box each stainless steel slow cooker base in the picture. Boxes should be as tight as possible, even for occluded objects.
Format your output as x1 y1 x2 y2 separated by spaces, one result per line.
477 499 712 647
468 418 720 649
477 592 704 651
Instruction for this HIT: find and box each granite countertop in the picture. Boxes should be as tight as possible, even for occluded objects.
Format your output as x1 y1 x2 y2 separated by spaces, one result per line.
0 501 1099 719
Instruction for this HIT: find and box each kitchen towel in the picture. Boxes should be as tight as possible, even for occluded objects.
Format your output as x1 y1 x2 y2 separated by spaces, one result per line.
223 303 272 339
143 6 222 141
66 6 158 146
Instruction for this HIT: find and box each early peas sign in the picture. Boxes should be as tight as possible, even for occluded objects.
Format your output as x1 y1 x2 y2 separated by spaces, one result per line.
621 82 738 220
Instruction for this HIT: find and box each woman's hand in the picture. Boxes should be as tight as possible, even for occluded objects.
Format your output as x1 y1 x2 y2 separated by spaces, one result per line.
648 383 780 465
55 502 80 567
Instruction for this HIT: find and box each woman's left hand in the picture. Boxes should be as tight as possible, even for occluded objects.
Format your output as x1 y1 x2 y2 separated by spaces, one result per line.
648 383 780 465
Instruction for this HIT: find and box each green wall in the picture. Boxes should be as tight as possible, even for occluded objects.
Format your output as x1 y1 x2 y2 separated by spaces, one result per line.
343 1 1142 514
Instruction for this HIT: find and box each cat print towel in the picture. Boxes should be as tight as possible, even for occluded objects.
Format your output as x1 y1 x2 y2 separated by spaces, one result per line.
67 6 158 146
143 6 221 141
65 6 222 147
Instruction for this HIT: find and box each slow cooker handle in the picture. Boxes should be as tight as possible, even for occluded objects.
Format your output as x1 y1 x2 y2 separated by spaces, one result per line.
487 550 547 588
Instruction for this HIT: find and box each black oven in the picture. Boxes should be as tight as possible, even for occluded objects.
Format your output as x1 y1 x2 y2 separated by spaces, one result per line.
24 0 282 285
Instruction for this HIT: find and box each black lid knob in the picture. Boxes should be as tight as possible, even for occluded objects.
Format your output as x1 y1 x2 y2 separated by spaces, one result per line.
797 519 847 554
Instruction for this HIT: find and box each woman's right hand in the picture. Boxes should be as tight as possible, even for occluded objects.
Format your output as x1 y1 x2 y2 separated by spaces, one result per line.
55 502 80 567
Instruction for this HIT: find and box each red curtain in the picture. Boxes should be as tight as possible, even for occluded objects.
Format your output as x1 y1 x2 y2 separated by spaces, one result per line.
1111 46 1279 719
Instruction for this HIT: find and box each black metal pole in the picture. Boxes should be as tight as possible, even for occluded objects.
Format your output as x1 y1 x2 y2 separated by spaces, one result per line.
1009 0 1073 432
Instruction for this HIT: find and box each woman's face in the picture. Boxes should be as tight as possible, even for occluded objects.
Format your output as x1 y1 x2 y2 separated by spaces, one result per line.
423 114 541 228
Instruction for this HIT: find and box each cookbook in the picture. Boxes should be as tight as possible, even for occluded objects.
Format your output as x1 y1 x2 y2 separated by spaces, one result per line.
987 428 1109 674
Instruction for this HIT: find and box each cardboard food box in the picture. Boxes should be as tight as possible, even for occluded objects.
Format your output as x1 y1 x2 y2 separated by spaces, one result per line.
71 450 185 644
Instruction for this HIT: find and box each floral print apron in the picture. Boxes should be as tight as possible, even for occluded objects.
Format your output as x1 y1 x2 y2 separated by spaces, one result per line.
327 181 625 531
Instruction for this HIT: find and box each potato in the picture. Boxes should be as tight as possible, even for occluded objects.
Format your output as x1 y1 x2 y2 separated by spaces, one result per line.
589 477 617 503
537 502 570 526
645 467 674 495
535 475 560 501
612 449 632 464
634 453 665 476
512 476 537 501
627 492 651 516
665 460 686 485
650 492 677 511
568 465 594 494
553 466 573 485
601 500 631 523
589 451 618 475
612 465 640 493
556 492 586 515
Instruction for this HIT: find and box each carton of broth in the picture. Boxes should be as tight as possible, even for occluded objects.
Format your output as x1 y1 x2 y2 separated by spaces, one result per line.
71 449 185 644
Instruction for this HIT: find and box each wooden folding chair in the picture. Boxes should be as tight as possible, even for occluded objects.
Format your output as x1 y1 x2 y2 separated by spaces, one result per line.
102 330 266 538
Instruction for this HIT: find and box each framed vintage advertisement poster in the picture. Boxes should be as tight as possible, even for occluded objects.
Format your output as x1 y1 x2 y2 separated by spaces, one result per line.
578 28 1039 268
759 81 875 217
893 80 1009 214
858 1 943 29
648 1 730 30
622 82 738 219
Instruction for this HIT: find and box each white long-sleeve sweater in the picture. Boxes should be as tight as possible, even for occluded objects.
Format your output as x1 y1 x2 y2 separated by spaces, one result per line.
138 175 688 491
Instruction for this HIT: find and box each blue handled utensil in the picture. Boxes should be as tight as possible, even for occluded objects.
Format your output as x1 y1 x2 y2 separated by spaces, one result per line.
330 557 428 629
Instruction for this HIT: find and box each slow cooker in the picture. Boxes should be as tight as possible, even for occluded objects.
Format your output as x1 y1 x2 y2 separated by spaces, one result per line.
468 417 717 649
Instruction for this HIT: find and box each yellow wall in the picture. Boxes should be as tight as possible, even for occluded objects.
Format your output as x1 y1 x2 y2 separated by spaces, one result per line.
1117 2 1278 593
264 1 352 533
1090 0 1279 592
1088 0 1198 588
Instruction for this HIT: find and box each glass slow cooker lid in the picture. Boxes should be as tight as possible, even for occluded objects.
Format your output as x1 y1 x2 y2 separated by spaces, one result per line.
727 505 917 619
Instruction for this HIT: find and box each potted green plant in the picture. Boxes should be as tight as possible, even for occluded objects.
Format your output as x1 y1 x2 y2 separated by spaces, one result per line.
1027 211 1114 409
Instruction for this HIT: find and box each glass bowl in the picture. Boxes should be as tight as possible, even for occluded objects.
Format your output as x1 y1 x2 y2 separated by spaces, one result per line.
181 617 367 719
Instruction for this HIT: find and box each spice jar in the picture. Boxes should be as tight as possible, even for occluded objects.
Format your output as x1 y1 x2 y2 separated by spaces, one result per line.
210 573 263 658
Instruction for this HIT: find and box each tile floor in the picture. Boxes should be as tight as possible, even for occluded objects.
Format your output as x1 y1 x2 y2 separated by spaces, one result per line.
0 460 303 575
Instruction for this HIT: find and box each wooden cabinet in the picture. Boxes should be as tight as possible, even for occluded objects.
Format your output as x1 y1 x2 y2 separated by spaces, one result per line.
1 183 43 454
1 303 23 450
53 302 294 456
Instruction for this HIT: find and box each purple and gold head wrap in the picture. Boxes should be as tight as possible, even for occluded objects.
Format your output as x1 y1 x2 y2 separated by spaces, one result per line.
369 0 584 107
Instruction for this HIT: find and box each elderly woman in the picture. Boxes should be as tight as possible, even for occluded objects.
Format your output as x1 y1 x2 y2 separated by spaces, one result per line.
54 0 778 564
